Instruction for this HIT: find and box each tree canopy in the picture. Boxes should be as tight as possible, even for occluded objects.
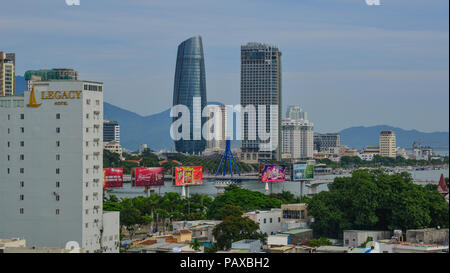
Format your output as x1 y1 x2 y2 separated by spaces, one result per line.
307 169 449 238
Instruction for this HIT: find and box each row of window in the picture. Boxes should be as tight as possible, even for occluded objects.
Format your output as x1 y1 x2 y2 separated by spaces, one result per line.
19 208 60 215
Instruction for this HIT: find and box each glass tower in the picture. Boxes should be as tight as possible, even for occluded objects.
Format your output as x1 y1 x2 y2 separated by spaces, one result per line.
172 36 207 154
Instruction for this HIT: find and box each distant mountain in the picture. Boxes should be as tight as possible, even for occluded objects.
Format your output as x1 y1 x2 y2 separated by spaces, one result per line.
339 125 449 150
104 102 173 152
16 73 447 152
15 75 27 95
107 102 449 152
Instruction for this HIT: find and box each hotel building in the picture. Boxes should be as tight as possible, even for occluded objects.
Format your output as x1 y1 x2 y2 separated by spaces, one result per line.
379 130 396 158
0 78 119 253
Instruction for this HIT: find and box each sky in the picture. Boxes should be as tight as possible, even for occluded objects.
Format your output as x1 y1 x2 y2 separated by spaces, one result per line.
1 0 448 133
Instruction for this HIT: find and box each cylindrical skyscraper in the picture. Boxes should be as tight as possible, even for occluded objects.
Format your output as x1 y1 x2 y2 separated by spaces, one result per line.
172 36 207 154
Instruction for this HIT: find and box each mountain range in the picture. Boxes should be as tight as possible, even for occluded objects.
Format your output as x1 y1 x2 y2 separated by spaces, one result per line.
104 102 449 152
12 76 449 152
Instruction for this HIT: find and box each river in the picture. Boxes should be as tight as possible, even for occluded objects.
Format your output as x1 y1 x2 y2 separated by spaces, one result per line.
107 168 449 199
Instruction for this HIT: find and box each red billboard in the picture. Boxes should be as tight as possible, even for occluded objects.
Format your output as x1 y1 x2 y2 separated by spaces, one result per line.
103 168 123 188
260 165 286 182
175 166 203 186
133 167 165 187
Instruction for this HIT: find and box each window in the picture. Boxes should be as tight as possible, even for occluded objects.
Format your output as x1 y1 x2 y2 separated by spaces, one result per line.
56 141 60 147
20 168 24 174
8 141 10 147
56 113 61 119
20 194 24 201
8 128 10 134
20 208 24 214
20 114 24 119
20 154 24 160
56 209 60 215
56 154 60 161
263 218 266 224
7 155 10 161
56 181 60 188
86 128 89 133
86 113 89 119
20 127 24 133
7 168 10 174
56 127 60 133
56 168 60 174
56 195 60 201
20 141 24 147
20 181 24 187
86 99 91 105
278 217 281 223
85 195 88 201
270 218 273 223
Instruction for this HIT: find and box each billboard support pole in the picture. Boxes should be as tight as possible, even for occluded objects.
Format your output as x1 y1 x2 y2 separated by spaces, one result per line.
300 180 304 199
181 185 186 199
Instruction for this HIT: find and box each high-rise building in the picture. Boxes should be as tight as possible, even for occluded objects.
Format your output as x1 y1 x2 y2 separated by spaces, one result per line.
281 118 314 160
241 42 282 161
205 104 227 151
0 78 119 253
172 36 207 155
0 52 15 96
103 120 120 143
314 133 340 152
379 130 396 158
286 105 307 121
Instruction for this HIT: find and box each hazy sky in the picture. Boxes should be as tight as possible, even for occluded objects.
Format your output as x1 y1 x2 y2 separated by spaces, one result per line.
1 0 448 132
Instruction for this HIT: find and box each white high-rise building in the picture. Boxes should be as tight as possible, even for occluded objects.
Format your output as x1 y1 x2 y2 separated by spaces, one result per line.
281 118 314 160
0 79 119 253
206 104 228 151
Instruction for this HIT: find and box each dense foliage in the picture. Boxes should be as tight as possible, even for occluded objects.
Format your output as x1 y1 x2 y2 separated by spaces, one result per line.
317 155 449 169
307 170 449 238
104 192 213 237
207 187 285 219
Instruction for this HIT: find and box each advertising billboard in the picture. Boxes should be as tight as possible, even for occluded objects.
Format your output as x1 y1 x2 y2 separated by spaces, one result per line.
175 166 203 186
292 164 314 181
133 167 165 187
260 165 286 182
103 168 123 188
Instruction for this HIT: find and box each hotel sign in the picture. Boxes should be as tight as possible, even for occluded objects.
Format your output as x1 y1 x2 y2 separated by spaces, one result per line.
27 86 82 108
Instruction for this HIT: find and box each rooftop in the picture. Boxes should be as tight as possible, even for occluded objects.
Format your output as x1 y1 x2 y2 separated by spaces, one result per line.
282 228 313 235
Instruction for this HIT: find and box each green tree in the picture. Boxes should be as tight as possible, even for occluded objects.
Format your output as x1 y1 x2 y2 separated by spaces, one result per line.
189 238 202 252
213 215 267 250
120 207 144 239
307 170 449 238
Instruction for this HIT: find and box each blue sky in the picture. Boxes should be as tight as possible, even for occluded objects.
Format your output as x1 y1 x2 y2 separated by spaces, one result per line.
1 0 448 132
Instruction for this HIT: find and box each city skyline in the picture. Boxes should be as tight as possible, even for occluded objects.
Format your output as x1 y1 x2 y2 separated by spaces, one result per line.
0 0 448 133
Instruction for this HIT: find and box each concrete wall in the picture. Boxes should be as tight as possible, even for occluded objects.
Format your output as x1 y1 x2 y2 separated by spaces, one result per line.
344 230 391 248
406 229 449 245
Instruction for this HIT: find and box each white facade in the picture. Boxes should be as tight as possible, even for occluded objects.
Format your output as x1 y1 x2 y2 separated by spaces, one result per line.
281 118 314 159
205 104 228 150
243 209 282 236
0 80 119 253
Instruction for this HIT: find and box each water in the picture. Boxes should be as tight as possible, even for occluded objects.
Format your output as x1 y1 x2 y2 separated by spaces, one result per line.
107 168 449 199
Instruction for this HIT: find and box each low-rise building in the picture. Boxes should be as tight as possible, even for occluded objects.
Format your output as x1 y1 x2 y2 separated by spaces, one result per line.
281 203 310 230
343 230 391 248
281 229 313 245
231 239 261 253
406 228 449 245
376 240 448 253
104 141 123 158
243 209 282 235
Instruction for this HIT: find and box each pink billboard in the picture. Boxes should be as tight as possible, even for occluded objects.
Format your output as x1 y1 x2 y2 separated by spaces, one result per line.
103 168 123 188
133 167 165 187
